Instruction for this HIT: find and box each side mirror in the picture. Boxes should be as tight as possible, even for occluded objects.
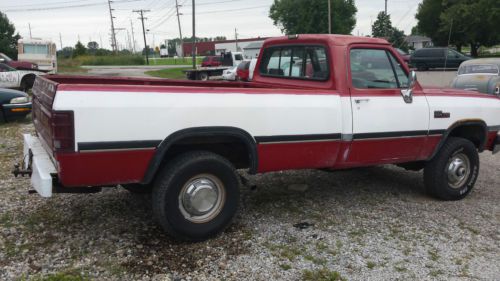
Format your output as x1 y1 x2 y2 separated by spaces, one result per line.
401 71 417 103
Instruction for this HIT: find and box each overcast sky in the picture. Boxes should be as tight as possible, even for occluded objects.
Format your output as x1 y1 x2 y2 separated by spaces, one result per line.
1 0 422 50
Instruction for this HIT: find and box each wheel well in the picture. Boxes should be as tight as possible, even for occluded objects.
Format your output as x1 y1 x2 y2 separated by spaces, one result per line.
163 135 251 169
142 127 258 184
448 124 486 150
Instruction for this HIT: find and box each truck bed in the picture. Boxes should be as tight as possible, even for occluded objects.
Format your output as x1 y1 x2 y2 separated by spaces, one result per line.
45 74 305 90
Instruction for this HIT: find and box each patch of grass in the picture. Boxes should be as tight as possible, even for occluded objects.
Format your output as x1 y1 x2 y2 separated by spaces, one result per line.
145 67 190 79
429 269 444 277
279 263 292 270
394 265 408 272
428 248 440 261
366 261 376 269
78 55 144 66
302 268 346 281
304 255 327 265
264 242 303 261
28 272 89 281
57 59 88 73
458 221 480 235
149 57 204 65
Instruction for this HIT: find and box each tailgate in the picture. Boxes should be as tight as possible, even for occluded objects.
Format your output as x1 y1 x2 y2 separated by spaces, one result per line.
32 76 59 154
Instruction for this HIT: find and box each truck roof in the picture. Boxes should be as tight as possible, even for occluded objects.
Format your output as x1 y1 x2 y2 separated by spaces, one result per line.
263 34 390 47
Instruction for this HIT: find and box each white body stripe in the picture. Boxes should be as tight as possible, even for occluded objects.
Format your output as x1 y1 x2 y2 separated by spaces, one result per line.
53 91 344 144
426 96 500 130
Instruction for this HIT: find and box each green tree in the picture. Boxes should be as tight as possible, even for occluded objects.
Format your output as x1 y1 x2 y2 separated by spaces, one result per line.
415 0 500 56
372 12 392 38
0 11 21 59
73 41 87 57
269 0 357 34
371 12 408 51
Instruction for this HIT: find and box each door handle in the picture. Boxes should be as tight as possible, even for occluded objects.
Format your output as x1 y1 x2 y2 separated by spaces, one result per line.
354 98 370 104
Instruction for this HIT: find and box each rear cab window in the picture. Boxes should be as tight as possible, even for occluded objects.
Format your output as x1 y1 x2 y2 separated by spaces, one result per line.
259 45 330 81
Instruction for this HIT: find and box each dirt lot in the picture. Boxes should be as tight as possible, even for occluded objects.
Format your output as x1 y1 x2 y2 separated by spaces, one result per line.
1 117 499 281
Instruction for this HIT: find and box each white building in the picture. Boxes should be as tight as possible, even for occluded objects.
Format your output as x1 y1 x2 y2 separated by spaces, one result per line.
215 38 265 56
243 42 263 59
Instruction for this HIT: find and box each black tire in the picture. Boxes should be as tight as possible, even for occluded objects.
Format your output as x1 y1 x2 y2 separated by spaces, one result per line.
152 151 240 241
122 183 153 194
198 72 209 81
424 137 479 200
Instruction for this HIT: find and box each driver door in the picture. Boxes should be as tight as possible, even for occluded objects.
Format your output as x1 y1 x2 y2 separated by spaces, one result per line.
347 47 430 164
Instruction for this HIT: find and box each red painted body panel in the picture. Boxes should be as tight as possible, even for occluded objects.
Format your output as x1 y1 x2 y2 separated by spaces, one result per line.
56 149 155 187
486 131 499 150
346 137 426 164
257 141 341 173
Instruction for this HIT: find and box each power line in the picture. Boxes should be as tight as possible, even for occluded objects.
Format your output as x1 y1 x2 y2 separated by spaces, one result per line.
3 0 141 12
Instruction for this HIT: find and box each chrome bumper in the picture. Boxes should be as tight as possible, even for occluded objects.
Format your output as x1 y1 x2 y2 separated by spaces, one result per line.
21 134 56 197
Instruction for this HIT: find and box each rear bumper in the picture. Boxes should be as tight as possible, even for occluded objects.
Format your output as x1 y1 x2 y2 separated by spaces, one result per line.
22 134 57 197
493 134 500 154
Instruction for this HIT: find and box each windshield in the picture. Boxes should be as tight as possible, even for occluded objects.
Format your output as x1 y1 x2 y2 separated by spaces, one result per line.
458 64 499 75
0 53 13 62
0 63 16 71
23 44 49 55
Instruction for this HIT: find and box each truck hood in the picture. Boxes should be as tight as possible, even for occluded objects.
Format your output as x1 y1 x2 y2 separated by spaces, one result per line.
450 75 497 94
422 87 492 97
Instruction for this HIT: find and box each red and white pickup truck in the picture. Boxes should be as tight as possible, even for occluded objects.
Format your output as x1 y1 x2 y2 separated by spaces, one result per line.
15 35 500 241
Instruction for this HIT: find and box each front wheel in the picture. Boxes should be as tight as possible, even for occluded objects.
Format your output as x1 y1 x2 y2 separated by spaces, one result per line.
424 137 479 200
152 151 240 241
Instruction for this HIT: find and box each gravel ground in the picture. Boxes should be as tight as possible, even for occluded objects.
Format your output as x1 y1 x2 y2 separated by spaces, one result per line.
1 119 499 281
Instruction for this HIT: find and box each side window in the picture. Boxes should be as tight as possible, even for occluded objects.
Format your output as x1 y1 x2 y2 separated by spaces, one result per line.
259 46 330 80
350 49 404 89
388 53 409 88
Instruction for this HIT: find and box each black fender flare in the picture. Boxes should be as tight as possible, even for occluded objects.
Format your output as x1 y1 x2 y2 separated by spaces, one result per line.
141 126 258 184
429 120 488 160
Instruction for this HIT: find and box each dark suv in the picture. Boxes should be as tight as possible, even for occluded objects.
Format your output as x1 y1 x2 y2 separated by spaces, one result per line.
410 47 471 70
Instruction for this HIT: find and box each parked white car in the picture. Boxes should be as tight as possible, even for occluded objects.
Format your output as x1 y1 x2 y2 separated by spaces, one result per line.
0 63 44 91
222 66 237 81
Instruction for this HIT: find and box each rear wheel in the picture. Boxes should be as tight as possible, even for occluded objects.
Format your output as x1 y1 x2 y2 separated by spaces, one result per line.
424 137 479 200
152 151 240 241
198 72 209 81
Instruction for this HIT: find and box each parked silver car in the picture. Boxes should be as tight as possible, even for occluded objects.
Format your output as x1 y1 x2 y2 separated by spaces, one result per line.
450 58 500 95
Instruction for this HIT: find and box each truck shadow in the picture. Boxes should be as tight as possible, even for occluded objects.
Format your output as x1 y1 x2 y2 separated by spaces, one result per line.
9 165 428 277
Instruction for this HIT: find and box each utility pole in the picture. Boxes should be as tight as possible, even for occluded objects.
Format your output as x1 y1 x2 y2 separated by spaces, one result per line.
59 33 63 49
191 0 196 69
175 0 184 57
328 0 332 34
28 23 32 38
108 0 118 52
235 28 239 51
130 19 136 53
100 34 103 49
134 9 150 65
385 0 388 15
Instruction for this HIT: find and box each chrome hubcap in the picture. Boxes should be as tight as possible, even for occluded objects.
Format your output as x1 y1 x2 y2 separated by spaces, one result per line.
178 174 225 223
447 153 470 189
